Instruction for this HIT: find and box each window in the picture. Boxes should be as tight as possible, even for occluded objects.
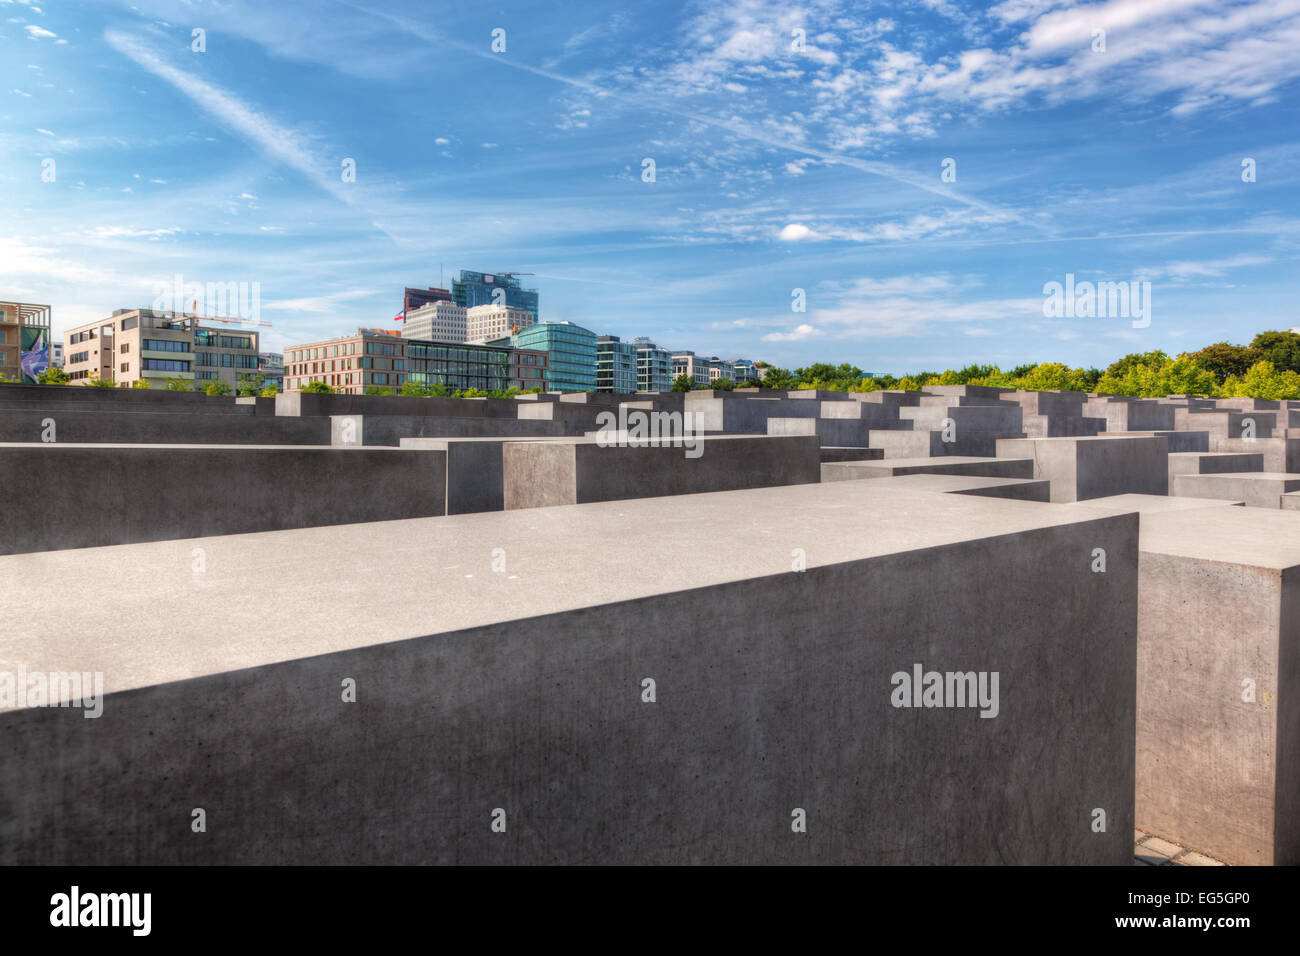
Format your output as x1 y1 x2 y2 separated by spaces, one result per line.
236 354 258 369
142 359 191 372
70 351 90 364
221 354 235 367
196 353 216 367
120 317 138 331
120 363 130 373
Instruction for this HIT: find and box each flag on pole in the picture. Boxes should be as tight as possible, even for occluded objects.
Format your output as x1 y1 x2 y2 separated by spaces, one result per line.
394 309 405 323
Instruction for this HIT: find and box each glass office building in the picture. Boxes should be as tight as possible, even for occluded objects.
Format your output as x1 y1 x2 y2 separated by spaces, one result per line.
511 321 597 393
404 341 510 392
450 270 539 314
596 335 638 394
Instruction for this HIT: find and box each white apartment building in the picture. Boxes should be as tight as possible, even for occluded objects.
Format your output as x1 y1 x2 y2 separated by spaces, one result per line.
465 304 535 344
404 300 467 342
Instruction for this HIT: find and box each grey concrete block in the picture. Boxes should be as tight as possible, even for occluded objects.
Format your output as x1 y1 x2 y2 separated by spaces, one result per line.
1167 451 1264 487
767 416 872 447
1211 436 1300 472
400 437 570 515
1171 472 1300 509
0 409 329 445
1136 506 1300 865
0 480 1138 864
996 435 1169 502
870 429 1026 459
857 473 1051 502
502 435 821 509
1067 494 1245 515
820 456 1035 481
0 443 446 554
819 446 884 462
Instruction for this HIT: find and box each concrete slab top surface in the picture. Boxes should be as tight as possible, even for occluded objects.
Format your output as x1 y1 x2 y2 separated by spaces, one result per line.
1065 494 1246 514
1139 505 1300 568
836 456 1012 468
0 480 1125 706
1178 470 1300 481
862 474 1040 491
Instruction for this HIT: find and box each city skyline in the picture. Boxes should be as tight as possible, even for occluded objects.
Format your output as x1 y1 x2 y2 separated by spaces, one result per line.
1 0 1297 373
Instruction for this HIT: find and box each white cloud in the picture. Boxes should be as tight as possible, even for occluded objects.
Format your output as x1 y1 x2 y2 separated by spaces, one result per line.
779 223 818 241
762 323 822 342
24 24 55 39
83 226 181 240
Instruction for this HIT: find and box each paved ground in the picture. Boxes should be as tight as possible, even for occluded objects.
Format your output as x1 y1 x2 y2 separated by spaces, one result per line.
1135 830 1227 866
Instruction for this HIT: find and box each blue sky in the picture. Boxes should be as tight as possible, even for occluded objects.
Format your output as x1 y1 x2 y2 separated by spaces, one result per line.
1 0 1297 374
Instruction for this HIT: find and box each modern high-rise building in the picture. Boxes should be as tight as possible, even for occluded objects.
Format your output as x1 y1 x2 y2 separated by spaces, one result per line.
403 286 454 316
404 300 467 342
509 321 597 393
465 304 535 344
633 337 673 393
62 309 259 389
451 271 539 314
725 359 759 384
283 329 514 394
671 350 715 388
283 329 404 393
0 300 51 383
596 335 638 393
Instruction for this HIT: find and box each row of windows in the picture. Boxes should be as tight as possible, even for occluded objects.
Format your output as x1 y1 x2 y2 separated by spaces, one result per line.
143 359 191 372
194 353 259 368
69 351 90 364
288 343 360 362
142 338 190 353
194 332 253 350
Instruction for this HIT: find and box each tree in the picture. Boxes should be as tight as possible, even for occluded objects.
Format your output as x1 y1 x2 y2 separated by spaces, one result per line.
131 378 152 389
1223 360 1300 400
259 384 280 397
300 380 334 393
1105 350 1169 379
203 379 232 396
400 381 432 397
1184 342 1259 382
364 385 395 395
1248 331 1300 375
710 377 736 390
164 376 191 391
36 366 70 385
236 373 265 397
670 373 697 392
756 366 798 389
84 372 117 388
